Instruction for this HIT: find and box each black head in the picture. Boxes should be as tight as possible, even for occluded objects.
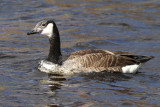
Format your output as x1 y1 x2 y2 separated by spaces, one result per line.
27 19 56 38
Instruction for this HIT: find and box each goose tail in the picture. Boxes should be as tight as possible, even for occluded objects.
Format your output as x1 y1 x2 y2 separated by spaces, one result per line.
138 55 154 63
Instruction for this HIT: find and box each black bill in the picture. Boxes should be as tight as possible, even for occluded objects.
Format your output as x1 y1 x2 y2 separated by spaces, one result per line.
27 30 39 35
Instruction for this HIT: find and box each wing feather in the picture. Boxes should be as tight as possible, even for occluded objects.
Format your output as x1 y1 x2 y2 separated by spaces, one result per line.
65 49 151 72
70 53 138 72
67 49 114 60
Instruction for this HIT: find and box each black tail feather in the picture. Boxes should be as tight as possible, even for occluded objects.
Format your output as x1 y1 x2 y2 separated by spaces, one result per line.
138 56 154 63
121 55 154 63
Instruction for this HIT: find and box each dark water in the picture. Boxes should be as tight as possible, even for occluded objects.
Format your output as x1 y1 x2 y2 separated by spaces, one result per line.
0 0 160 106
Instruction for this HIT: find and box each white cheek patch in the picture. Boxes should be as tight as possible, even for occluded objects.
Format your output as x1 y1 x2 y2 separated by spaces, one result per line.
41 23 53 38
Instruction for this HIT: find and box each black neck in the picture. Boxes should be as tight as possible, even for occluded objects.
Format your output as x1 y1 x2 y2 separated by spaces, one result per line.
47 23 62 64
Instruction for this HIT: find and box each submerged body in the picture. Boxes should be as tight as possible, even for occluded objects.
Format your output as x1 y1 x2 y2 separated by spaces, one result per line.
38 49 152 74
27 19 153 74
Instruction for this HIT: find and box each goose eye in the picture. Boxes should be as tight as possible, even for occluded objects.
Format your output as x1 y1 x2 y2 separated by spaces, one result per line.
42 23 46 26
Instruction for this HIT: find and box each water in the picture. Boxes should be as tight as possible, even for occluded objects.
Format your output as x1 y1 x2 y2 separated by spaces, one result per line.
0 0 160 106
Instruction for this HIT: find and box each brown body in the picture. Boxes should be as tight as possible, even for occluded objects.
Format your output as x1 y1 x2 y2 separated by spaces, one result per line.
66 49 153 73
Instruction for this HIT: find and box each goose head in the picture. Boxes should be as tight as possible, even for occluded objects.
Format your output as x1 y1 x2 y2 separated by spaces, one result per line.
27 19 57 38
27 19 62 64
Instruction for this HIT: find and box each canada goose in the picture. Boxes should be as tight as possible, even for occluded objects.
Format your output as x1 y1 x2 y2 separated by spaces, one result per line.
27 19 154 74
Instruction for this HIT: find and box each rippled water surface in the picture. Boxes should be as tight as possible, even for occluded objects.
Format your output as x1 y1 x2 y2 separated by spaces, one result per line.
0 0 160 106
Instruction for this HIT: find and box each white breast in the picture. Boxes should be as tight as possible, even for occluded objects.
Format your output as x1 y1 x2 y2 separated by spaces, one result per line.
38 59 83 74
122 64 142 73
38 60 60 73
